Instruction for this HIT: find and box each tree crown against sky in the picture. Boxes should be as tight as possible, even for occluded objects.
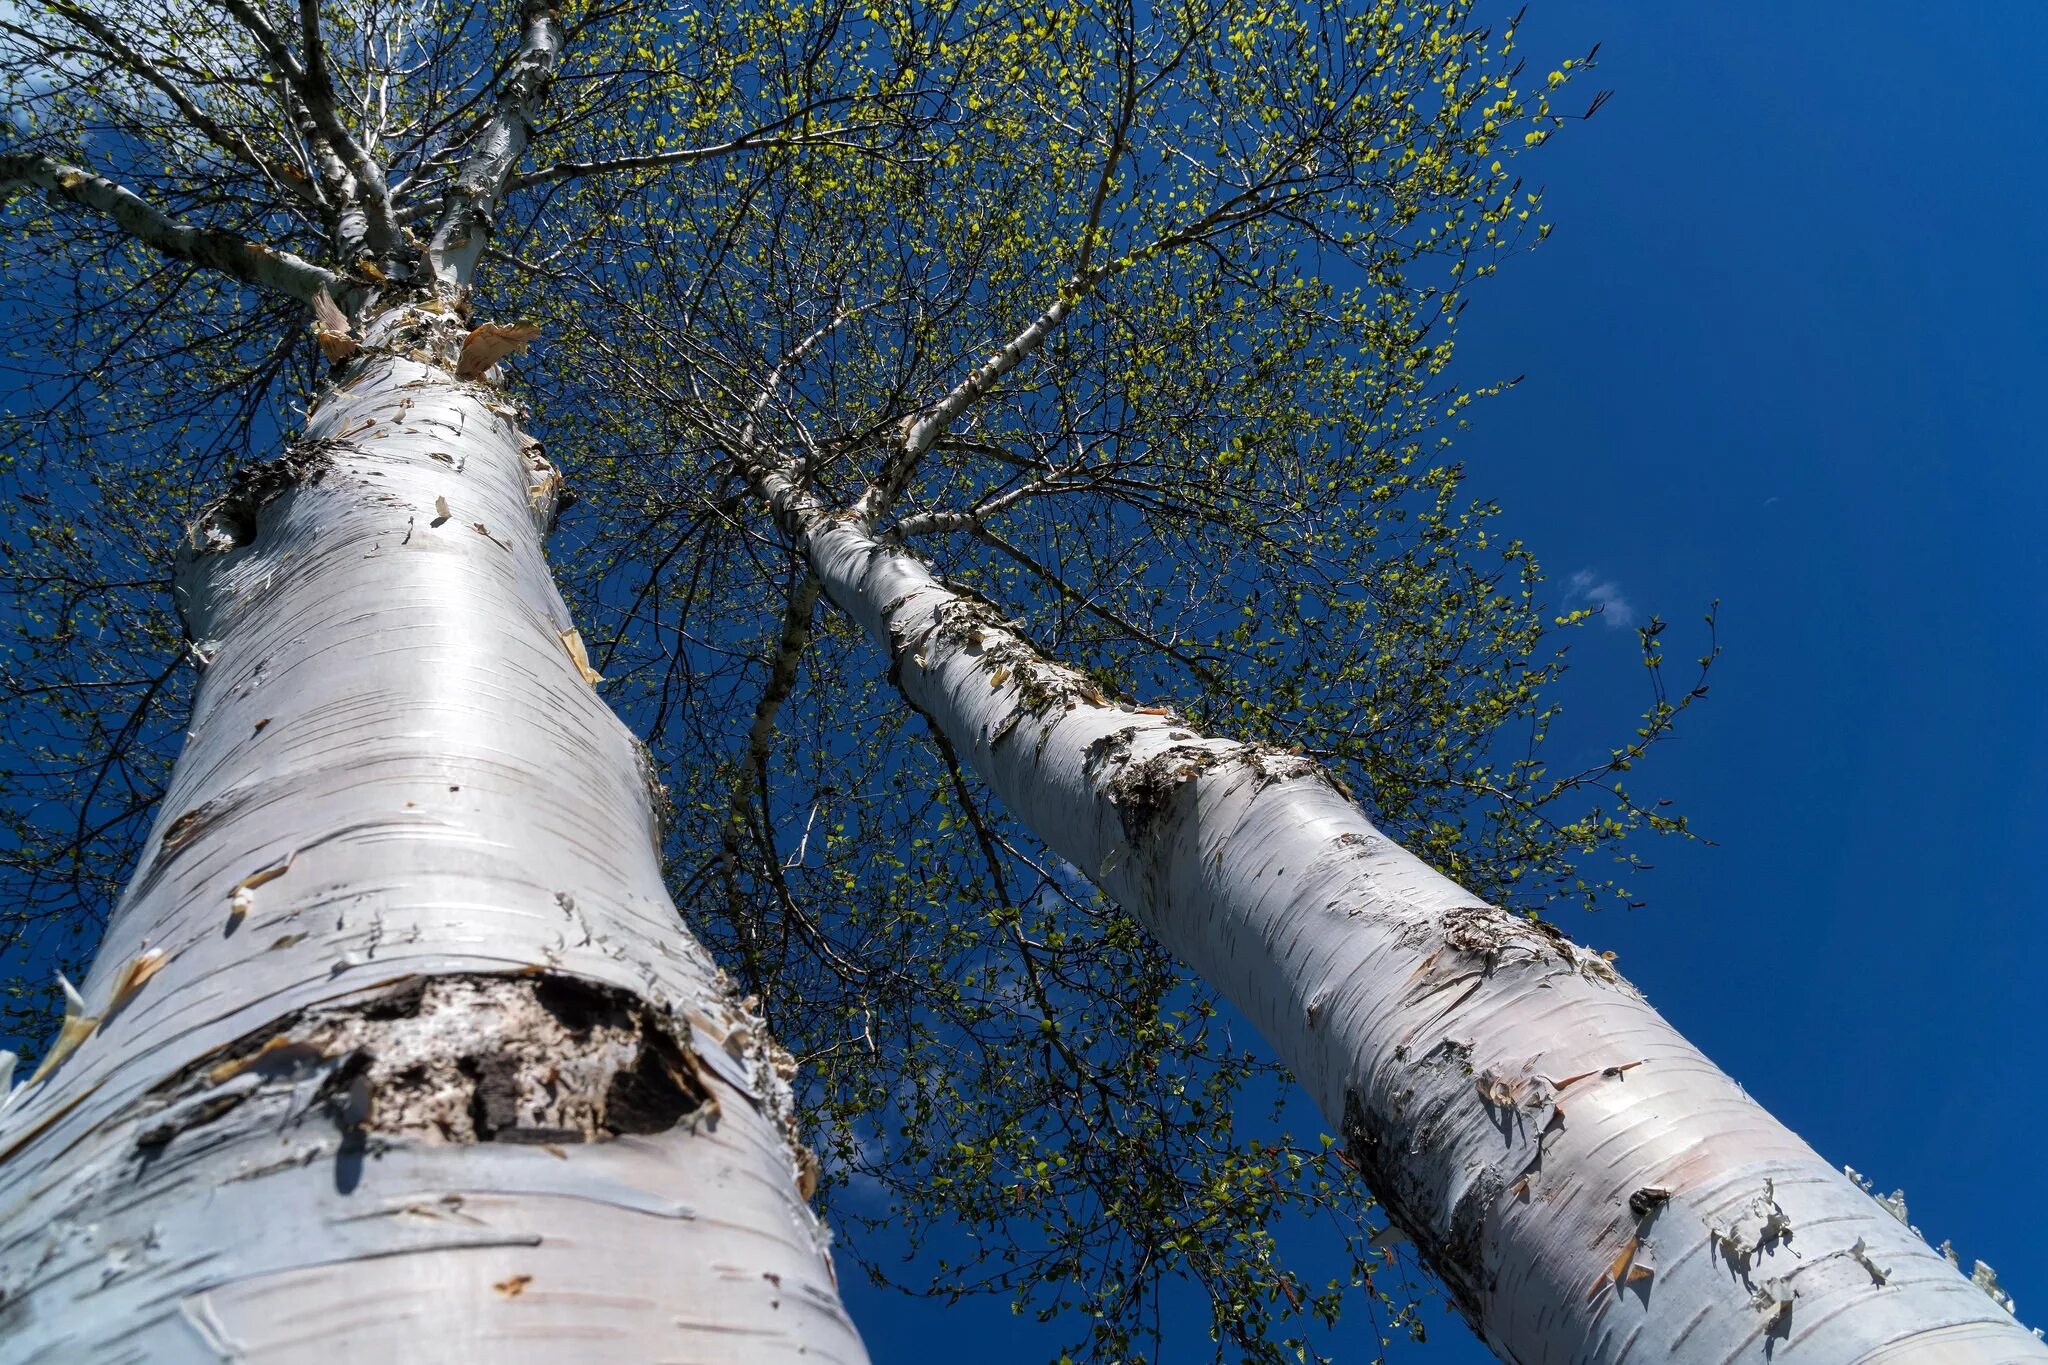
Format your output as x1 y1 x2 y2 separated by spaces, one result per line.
0 0 1714 1358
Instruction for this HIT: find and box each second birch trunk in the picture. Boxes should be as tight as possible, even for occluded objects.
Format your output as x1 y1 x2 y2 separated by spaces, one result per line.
790 501 2040 1365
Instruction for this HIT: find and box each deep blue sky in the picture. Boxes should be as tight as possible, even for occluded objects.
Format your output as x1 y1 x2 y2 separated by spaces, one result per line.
847 2 2048 1359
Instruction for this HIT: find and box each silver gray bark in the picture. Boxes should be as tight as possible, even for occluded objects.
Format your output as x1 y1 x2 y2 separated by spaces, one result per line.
0 309 867 1363
787 496 2042 1365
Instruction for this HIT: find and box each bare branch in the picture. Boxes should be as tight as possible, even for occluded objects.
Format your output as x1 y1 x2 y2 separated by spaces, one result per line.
853 176 1293 520
510 122 886 193
717 572 831 997
853 277 1096 520
43 0 320 211
970 524 1224 688
739 303 865 457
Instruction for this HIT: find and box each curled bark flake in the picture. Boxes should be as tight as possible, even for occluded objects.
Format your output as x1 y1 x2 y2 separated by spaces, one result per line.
226 851 295 926
310 289 359 362
525 464 570 532
108 947 170 1011
1552 1059 1644 1091
456 321 541 380
26 974 100 1087
1588 1234 1641 1302
795 1145 821 1201
1849 1237 1891 1286
1474 1070 1518 1109
558 628 603 686
1752 1276 1795 1329
989 710 1025 748
207 1034 331 1085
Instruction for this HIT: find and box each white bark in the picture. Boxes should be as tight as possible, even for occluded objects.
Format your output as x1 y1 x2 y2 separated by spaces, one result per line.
0 309 866 1363
427 0 563 289
793 504 2043 1364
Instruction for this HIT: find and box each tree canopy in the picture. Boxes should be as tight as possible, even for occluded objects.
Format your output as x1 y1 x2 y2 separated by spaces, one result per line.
0 0 1711 1358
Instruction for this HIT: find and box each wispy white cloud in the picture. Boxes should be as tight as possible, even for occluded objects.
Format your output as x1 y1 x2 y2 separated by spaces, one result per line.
1565 568 1638 629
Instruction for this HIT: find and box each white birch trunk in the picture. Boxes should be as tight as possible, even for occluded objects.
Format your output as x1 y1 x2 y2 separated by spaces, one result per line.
0 309 867 1364
793 502 2042 1365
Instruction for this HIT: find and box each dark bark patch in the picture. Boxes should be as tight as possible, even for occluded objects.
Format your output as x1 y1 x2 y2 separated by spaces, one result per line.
131 783 264 900
1414 903 1629 990
134 1088 249 1151
185 443 335 554
631 736 673 852
140 973 714 1153
602 1025 704 1136
461 1054 527 1140
1083 725 1140 776
1243 746 1323 788
357 975 431 1020
535 974 607 1034
1105 744 1223 844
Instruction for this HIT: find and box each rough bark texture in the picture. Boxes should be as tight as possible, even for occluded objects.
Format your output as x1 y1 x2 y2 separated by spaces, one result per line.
795 506 2043 1365
0 307 866 1363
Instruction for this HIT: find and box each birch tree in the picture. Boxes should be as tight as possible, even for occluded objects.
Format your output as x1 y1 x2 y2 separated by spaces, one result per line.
527 1 2047 1361
0 1 877 1357
2 0 2036 1362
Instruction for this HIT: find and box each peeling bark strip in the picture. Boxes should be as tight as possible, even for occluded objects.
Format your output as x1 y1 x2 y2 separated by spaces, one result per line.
796 511 2044 1364
0 306 866 1364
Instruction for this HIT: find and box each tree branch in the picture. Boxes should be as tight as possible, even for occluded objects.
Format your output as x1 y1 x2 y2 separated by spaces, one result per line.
43 0 321 211
864 159 1306 516
509 122 885 193
717 571 832 1001
428 0 566 288
970 524 1224 688
217 0 402 258
852 274 1097 520
0 153 338 302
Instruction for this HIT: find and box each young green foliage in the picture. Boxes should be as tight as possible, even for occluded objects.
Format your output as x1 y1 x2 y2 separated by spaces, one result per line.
0 0 1705 1359
514 2 1707 1358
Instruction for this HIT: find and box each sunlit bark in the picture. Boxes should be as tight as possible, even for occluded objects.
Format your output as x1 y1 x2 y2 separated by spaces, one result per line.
782 492 2043 1365
0 310 866 1363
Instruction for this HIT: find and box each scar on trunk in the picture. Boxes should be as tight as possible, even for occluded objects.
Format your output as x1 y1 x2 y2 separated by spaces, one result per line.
182 443 336 556
1105 743 1225 843
136 974 716 1153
